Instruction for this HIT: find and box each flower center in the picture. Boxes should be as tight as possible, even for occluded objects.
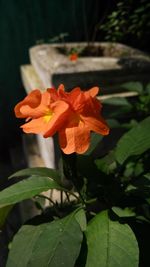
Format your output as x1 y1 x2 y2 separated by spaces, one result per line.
43 110 53 123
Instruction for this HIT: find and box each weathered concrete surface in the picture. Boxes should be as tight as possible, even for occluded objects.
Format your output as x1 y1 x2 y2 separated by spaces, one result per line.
20 65 44 93
21 64 138 99
29 42 150 93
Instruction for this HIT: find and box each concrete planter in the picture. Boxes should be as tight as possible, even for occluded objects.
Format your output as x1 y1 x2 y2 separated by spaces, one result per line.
29 42 150 94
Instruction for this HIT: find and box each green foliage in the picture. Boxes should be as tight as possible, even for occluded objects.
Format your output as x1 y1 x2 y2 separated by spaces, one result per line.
121 82 150 115
9 167 61 184
1 81 150 266
100 0 150 48
95 151 117 175
85 210 139 267
6 210 83 267
102 97 132 107
0 205 12 229
112 207 136 218
103 82 150 119
0 176 63 208
75 208 87 231
85 133 103 155
115 116 150 164
121 82 144 94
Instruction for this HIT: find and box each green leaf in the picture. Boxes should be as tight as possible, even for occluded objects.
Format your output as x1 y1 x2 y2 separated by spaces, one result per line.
75 208 87 231
103 97 132 107
107 106 132 119
106 119 120 128
85 133 103 155
0 205 12 228
0 176 63 208
9 167 61 184
112 207 136 217
121 82 143 94
85 210 139 267
115 117 150 164
95 151 117 174
125 173 150 197
6 211 83 267
136 215 150 224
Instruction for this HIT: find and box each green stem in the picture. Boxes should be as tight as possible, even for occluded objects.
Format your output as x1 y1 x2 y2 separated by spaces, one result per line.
85 198 97 204
61 151 86 205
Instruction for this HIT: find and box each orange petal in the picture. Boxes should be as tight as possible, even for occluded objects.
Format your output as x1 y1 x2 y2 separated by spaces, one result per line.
19 91 51 118
43 100 70 137
47 88 59 102
85 87 99 97
68 88 87 112
59 122 90 154
82 115 110 135
21 100 69 137
14 90 41 118
58 84 65 93
21 117 50 134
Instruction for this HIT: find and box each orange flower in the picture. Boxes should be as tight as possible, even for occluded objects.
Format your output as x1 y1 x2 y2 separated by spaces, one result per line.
14 85 109 154
69 53 78 61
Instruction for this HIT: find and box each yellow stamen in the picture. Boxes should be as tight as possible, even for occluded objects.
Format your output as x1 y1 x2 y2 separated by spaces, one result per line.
43 111 53 123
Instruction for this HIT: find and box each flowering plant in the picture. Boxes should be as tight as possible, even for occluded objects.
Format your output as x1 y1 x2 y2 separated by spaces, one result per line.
15 85 109 154
1 84 150 267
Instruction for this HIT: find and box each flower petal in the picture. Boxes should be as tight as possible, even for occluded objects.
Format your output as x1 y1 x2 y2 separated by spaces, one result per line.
20 91 52 118
43 100 70 137
82 115 110 135
59 122 90 154
47 88 59 102
68 88 85 111
14 90 41 118
21 100 69 137
21 117 50 134
85 87 99 97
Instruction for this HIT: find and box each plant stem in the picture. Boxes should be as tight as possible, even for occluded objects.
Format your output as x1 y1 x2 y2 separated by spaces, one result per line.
65 192 71 203
60 191 63 207
37 194 56 206
61 151 86 205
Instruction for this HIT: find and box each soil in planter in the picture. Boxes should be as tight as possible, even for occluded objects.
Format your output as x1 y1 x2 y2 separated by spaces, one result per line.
79 45 103 57
57 44 129 58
